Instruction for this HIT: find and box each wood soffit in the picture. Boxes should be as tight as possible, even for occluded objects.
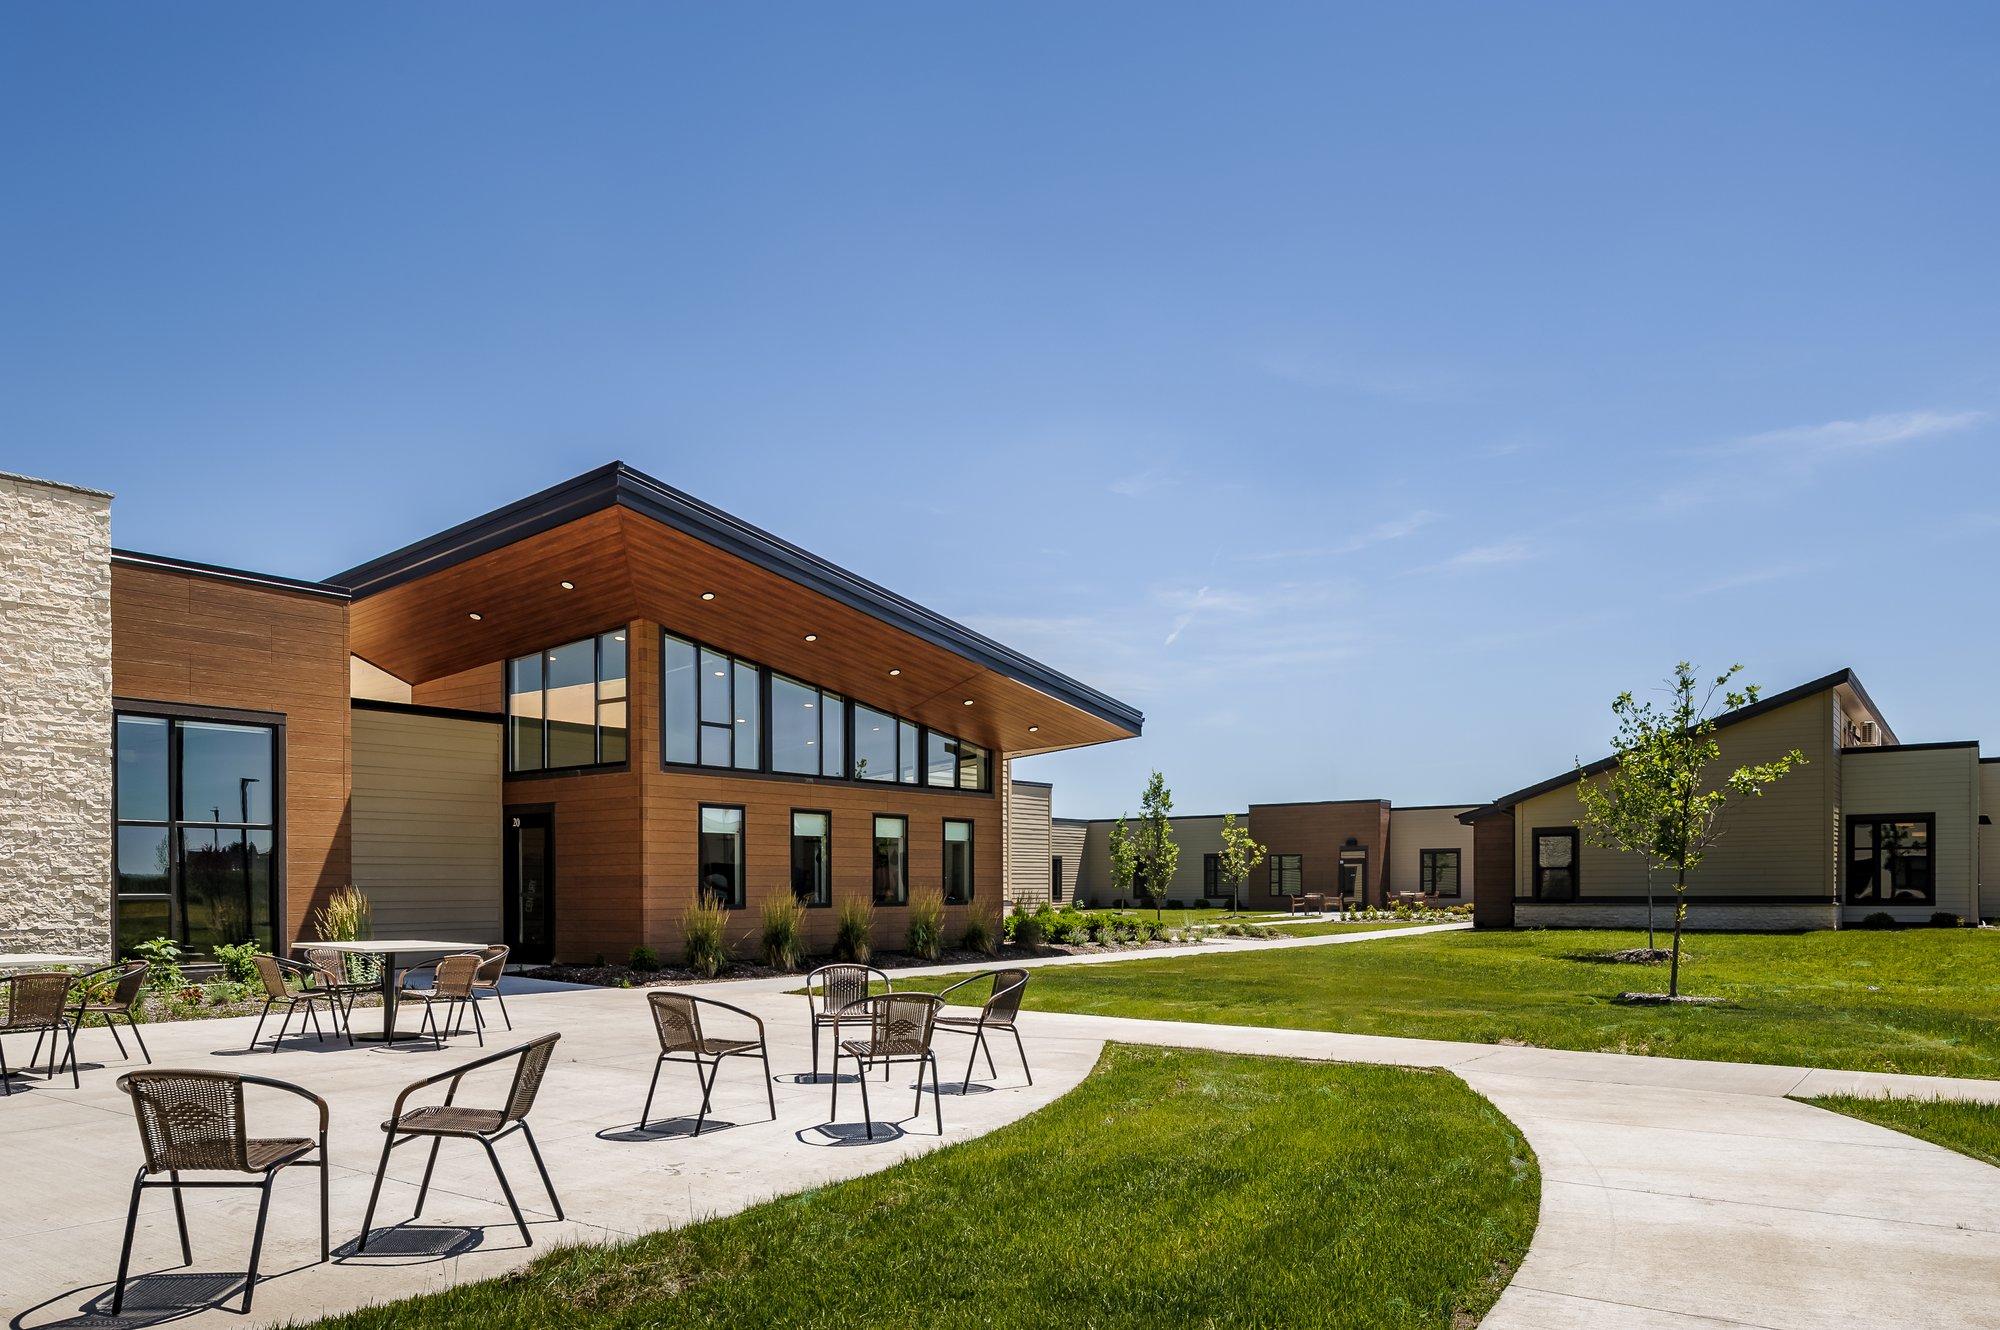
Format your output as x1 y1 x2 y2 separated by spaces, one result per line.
336 470 1141 757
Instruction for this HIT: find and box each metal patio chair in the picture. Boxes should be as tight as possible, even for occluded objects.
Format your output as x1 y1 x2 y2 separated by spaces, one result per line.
304 947 373 1042
247 955 338 1053
932 968 1032 1091
639 991 775 1136
804 963 890 1082
70 960 152 1066
357 1033 563 1250
0 971 80 1095
110 1070 329 1315
828 992 945 1139
460 945 513 1033
395 953 484 1048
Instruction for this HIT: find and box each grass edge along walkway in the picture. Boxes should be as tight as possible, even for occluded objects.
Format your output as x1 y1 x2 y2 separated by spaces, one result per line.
299 1044 1539 1330
1799 1094 2000 1170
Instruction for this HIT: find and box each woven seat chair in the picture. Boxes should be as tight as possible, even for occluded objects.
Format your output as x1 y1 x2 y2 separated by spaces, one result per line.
639 992 775 1137
932 968 1032 1091
0 971 80 1095
303 948 373 1042
394 953 484 1048
459 945 512 1033
803 963 890 1082
247 955 338 1053
111 1070 329 1315
70 960 151 1067
357 1033 563 1250
828 992 945 1140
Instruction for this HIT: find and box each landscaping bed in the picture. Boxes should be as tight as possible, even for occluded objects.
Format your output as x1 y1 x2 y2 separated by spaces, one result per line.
523 936 1198 990
301 1044 1539 1330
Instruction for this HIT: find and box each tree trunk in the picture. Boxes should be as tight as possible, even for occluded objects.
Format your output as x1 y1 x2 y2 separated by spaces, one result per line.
1669 868 1687 998
1645 868 1656 950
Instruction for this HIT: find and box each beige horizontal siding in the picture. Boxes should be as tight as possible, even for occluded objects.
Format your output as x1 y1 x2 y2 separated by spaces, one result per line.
352 708 503 941
1051 822 1086 903
1840 745 1979 923
1386 807 1476 899
1981 764 1999 922
1007 782 1054 908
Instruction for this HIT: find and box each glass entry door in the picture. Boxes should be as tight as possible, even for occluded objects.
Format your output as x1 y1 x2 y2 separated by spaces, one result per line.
505 809 555 964
1338 857 1366 906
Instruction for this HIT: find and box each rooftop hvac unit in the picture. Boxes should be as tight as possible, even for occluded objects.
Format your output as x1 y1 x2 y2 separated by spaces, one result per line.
1857 721 1878 745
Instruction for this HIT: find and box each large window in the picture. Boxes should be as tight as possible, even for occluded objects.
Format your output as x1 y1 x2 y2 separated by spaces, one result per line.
873 815 908 905
698 805 745 908
1420 849 1461 898
114 712 279 958
1532 829 1577 901
772 675 847 778
1847 815 1934 905
792 810 831 907
1203 853 1223 896
943 819 974 904
508 630 628 773
660 629 989 791
1271 854 1303 896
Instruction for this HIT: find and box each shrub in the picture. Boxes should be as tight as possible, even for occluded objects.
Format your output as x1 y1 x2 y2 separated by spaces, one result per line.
310 885 380 984
1165 899 1185 910
682 895 729 977
962 913 997 956
1013 907 1046 949
209 941 261 986
1138 918 1166 942
762 895 807 970
130 936 185 991
628 945 661 972
907 889 945 961
1930 911 1963 929
1044 911 1082 945
1859 912 1898 930
1084 915 1108 944
835 896 874 963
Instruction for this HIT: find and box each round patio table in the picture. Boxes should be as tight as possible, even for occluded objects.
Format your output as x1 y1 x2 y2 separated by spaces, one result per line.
300 940 488 1043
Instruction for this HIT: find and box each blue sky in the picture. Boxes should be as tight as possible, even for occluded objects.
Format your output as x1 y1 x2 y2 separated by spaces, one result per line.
5 4 1998 819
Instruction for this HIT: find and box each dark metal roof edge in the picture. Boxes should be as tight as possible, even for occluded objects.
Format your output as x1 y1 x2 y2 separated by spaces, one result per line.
326 460 1143 736
113 549 352 600
351 698 505 725
1463 668 1871 819
1841 739 1979 755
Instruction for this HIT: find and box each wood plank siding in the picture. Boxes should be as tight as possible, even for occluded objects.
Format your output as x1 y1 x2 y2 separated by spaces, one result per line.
111 559 352 949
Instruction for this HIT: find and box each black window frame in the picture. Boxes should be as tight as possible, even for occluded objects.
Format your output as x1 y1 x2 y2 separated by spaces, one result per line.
1203 852 1223 895
942 817 974 905
1271 853 1303 896
1420 848 1462 899
506 627 631 776
1051 854 1064 902
1845 813 1936 906
697 803 747 909
790 808 833 908
873 813 909 906
1530 827 1578 902
658 628 992 793
112 702 286 961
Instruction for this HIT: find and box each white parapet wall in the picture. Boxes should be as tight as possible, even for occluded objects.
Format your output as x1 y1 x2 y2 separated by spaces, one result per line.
0 471 114 959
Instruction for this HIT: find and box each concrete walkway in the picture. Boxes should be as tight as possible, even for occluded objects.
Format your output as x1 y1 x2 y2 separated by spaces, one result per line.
3 931 1996 1329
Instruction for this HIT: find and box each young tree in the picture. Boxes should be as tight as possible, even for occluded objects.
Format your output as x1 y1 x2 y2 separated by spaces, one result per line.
1574 740 1670 950
1216 812 1266 915
1582 662 1805 997
1107 816 1138 908
1133 771 1180 923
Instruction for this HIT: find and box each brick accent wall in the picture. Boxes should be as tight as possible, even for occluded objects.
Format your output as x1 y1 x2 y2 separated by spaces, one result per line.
0 472 114 959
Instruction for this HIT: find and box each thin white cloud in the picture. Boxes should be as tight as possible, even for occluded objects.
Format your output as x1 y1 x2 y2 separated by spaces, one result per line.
1731 409 1986 457
1671 563 1815 600
1403 541 1540 575
1236 509 1441 562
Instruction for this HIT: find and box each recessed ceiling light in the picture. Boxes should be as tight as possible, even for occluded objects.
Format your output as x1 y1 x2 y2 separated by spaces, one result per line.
468 612 482 621
700 592 716 601
1028 725 1039 733
888 669 901 677
803 634 817 642
614 633 625 641
963 699 975 706
559 580 574 590
804 702 814 709
713 670 725 677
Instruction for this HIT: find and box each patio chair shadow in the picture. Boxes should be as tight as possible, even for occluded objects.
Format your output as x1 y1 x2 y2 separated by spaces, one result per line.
799 1121 909 1147
598 1116 746 1142
777 1071 862 1086
336 1224 486 1263
923 1080 998 1098
12 1269 264 1329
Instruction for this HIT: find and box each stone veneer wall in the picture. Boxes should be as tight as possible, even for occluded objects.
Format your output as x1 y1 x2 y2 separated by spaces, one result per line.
1514 901 1838 931
0 472 114 958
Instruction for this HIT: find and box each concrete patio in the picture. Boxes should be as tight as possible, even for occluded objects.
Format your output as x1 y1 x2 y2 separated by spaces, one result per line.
2 927 1998 1329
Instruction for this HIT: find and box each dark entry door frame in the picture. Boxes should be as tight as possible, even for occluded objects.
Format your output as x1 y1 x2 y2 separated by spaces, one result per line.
505 805 556 965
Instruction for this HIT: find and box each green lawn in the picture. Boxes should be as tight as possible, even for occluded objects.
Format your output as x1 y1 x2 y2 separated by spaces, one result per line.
302 1046 1538 1330
1801 1095 2000 1168
1265 919 1445 937
905 928 2000 1078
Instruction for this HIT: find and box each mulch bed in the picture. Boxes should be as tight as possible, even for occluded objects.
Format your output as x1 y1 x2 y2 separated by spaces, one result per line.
524 938 1195 989
1613 992 1726 1006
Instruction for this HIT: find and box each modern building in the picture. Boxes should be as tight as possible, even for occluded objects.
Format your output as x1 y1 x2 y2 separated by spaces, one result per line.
0 464 1142 963
1011 788 1478 911
1459 668 2000 929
